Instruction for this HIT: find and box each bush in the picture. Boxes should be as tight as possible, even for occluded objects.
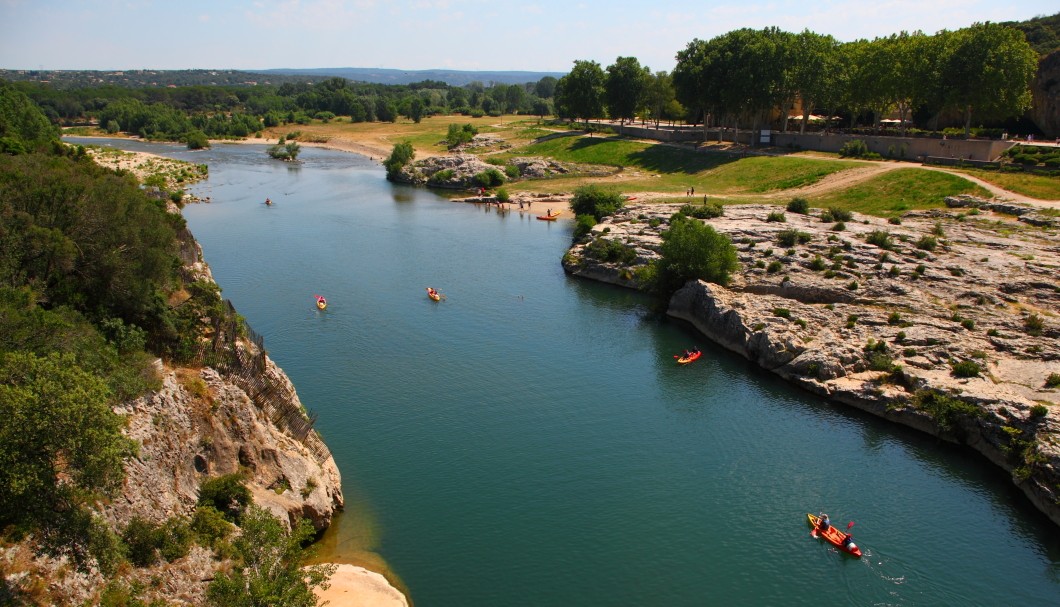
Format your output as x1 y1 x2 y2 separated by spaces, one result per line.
773 308 791 318
384 141 415 178
839 139 869 158
679 202 724 219
428 168 455 184
766 260 784 273
765 210 786 223
585 237 637 264
197 473 252 522
185 130 210 150
809 255 826 271
786 197 810 214
866 230 894 249
913 389 982 431
776 228 811 247
446 123 478 149
191 504 233 548
1025 313 1044 336
1030 404 1049 417
571 185 624 221
832 221 846 231
951 360 981 378
496 187 510 202
504 164 520 179
916 235 938 251
650 216 740 296
828 207 853 222
1045 373 1060 388
472 168 505 188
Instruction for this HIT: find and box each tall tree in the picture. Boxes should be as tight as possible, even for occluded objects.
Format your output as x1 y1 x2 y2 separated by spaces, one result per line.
943 22 1038 136
788 30 840 134
645 71 676 128
555 60 606 128
604 56 651 125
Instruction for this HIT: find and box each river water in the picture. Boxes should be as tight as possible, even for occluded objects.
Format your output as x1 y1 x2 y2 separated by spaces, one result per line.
71 138 1060 606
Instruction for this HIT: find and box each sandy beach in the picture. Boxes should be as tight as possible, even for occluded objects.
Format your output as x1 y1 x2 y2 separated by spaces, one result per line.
314 564 409 607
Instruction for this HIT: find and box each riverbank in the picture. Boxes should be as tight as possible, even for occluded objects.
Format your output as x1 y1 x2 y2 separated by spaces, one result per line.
563 199 1060 526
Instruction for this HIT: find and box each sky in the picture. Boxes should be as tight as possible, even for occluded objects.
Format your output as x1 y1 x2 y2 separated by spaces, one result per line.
1 0 1056 74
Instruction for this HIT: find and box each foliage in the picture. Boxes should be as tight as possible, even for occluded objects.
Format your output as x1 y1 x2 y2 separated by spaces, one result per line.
1024 313 1044 336
951 360 982 378
912 389 982 431
585 237 638 264
197 473 252 523
604 56 651 124
916 235 938 251
267 141 301 161
573 214 597 240
0 351 137 569
472 168 505 188
383 141 414 179
191 504 234 549
185 130 210 150
205 506 336 607
678 202 724 219
555 60 606 125
122 516 192 567
0 83 60 152
786 197 810 214
765 210 786 223
1045 373 1060 389
776 228 811 247
570 185 624 221
446 123 478 149
839 139 870 158
649 215 739 296
865 229 894 250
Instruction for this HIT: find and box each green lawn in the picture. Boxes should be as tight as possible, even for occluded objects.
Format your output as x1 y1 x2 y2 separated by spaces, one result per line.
810 168 990 216
948 168 1060 201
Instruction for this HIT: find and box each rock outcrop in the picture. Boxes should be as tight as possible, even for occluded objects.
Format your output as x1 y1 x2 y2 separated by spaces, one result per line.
564 201 1060 526
1031 50 1060 139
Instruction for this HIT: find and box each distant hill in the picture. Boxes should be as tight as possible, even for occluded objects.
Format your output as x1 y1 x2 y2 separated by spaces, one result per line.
255 67 565 86
0 68 331 89
1003 12 1060 55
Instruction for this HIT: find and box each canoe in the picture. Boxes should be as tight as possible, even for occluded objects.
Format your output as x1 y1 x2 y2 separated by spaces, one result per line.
676 350 701 365
426 288 441 302
536 212 561 221
807 513 862 557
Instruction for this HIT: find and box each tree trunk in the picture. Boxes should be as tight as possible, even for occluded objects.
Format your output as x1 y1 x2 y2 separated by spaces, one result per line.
963 105 972 138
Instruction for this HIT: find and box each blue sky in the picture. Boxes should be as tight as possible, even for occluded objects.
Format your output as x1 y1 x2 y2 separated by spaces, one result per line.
2 0 1055 73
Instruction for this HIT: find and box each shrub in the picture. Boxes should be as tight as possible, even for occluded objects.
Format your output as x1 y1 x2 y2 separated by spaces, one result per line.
832 221 846 231
847 280 859 290
428 168 455 184
446 123 478 149
191 504 233 549
828 207 853 222
198 473 252 523
961 318 975 330
839 139 869 158
888 312 902 325
951 360 981 378
384 141 415 178
776 228 812 247
786 197 810 214
914 264 926 276
473 168 505 188
1030 404 1049 417
1025 313 1044 336
773 308 791 318
916 235 938 251
809 255 826 271
888 216 902 225
888 265 900 277
866 230 894 250
585 237 637 264
496 188 510 202
766 260 784 273
650 216 740 296
679 202 724 219
913 389 982 431
504 164 520 179
571 185 624 221
1045 373 1060 388
766 210 786 223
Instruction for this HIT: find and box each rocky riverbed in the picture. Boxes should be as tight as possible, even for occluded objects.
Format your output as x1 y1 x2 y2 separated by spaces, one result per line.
563 197 1060 526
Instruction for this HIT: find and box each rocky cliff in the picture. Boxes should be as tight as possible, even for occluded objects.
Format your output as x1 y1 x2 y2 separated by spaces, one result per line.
563 200 1060 526
1032 50 1060 139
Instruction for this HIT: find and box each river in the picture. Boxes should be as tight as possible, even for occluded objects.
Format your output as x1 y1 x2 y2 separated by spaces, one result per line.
71 137 1060 606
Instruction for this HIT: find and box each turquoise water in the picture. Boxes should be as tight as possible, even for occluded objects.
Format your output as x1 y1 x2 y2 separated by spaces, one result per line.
73 138 1060 605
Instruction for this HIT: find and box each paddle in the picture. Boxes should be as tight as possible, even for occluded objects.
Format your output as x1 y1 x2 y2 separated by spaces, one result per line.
847 521 855 530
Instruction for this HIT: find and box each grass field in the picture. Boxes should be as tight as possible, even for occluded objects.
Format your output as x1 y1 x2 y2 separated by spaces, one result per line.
203 114 1056 216
809 168 991 216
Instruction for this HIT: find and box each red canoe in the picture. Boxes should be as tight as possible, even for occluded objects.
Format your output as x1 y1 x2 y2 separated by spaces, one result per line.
807 513 862 557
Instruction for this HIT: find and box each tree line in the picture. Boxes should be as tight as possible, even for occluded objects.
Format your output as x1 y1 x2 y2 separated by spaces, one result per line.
555 22 1041 138
9 75 559 144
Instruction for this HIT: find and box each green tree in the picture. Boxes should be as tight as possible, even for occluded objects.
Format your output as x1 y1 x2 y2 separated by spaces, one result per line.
645 71 676 128
570 185 624 221
206 506 336 607
0 351 137 566
0 82 59 153
943 22 1038 136
788 30 840 134
555 60 606 128
605 56 651 125
651 215 739 296
383 141 414 179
